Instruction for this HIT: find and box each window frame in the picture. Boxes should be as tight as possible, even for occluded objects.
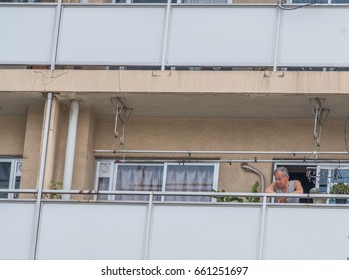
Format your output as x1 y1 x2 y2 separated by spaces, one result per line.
315 164 349 193
288 0 349 4
94 160 219 201
274 161 349 203
0 158 22 199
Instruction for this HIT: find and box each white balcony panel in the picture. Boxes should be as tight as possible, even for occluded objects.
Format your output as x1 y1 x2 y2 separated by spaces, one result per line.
57 7 165 65
264 206 349 260
280 8 349 67
0 7 56 64
149 205 261 259
167 7 276 66
0 202 35 259
36 203 147 259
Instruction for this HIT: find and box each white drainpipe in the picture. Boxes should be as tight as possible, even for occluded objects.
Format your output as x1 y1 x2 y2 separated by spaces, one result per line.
241 163 266 193
32 92 53 259
63 99 79 199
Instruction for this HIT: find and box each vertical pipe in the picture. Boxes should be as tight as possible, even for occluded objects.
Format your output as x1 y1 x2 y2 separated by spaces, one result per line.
63 99 79 200
31 92 53 260
160 0 172 70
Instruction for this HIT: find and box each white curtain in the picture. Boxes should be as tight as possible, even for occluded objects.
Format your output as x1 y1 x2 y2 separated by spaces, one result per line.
97 177 110 201
165 165 214 202
182 0 227 3
97 163 215 202
115 165 163 201
0 162 11 199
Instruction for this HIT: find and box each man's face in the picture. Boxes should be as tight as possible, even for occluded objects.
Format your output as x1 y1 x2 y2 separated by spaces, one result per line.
274 171 289 188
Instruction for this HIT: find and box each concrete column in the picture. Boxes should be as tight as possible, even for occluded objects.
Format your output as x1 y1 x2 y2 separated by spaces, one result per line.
72 106 96 192
19 108 43 195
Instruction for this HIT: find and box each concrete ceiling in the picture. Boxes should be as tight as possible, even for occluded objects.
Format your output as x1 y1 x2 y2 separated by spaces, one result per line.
1 91 349 120
0 92 45 116
72 92 349 120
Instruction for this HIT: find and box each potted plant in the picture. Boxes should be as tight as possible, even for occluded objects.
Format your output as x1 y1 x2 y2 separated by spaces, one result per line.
330 182 349 204
211 181 260 203
309 187 327 204
211 189 243 202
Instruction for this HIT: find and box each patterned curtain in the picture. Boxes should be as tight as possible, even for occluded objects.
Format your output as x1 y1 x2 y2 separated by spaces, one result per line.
165 165 214 202
115 165 163 201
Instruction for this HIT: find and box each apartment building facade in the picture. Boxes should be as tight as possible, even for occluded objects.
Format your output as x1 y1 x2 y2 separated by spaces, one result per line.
1 0 349 259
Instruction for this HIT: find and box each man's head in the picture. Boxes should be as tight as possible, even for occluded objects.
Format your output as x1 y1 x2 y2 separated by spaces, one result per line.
273 166 289 188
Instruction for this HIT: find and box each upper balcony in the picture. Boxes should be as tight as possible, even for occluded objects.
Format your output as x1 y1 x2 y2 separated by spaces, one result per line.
0 2 349 70
1 1 349 122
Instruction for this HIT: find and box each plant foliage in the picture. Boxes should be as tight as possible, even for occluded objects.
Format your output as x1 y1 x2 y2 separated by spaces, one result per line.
212 181 260 203
330 182 349 194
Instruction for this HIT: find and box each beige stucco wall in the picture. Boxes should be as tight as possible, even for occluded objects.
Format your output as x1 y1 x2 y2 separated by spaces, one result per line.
47 104 96 191
1 105 347 194
2 70 349 95
93 117 348 192
21 108 44 189
0 117 26 156
2 69 349 195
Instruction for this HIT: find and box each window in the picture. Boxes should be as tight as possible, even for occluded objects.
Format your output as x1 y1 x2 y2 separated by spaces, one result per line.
0 159 22 199
274 162 349 203
95 160 219 202
112 0 226 3
317 165 349 193
290 0 349 3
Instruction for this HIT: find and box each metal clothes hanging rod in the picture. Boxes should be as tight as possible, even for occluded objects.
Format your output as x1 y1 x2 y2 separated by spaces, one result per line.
107 159 349 164
93 149 349 156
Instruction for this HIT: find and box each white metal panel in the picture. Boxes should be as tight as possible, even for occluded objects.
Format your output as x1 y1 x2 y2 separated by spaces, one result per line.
0 6 56 64
149 205 261 259
167 7 276 66
279 8 349 67
264 206 349 260
0 202 35 259
57 7 166 65
36 203 148 259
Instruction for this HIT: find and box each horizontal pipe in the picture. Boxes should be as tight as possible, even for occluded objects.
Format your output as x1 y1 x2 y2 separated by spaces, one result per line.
92 158 349 165
115 159 349 162
0 189 38 194
93 149 349 156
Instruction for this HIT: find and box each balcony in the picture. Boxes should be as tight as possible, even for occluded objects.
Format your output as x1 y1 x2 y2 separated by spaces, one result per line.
1 189 349 260
0 4 349 69
2 3 349 121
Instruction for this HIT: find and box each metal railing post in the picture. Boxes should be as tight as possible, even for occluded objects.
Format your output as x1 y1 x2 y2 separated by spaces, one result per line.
273 3 282 71
143 192 154 259
50 0 63 70
31 92 53 260
257 194 268 259
160 0 172 70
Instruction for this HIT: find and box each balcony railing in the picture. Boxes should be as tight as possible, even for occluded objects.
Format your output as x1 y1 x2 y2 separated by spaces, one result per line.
1 189 348 260
1 4 349 70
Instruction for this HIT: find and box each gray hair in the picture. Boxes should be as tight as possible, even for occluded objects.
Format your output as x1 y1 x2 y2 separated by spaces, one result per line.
273 166 289 177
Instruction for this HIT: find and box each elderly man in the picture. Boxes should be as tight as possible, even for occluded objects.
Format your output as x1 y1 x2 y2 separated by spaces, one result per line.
265 166 304 203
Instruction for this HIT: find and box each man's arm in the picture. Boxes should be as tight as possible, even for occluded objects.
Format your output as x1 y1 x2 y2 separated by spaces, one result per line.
265 182 276 193
293 180 304 194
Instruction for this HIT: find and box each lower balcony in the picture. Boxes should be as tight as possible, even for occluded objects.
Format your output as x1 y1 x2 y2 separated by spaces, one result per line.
1 190 348 260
